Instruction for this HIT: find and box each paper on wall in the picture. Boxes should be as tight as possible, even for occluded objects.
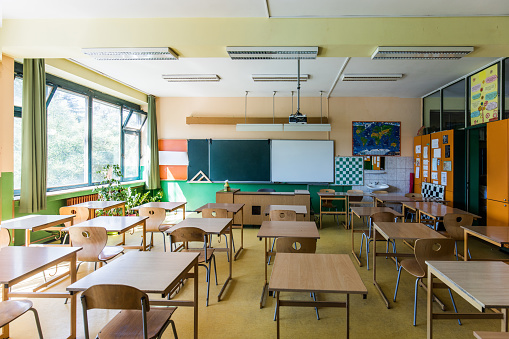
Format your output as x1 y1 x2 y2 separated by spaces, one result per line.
443 161 452 171
441 172 447 186
423 164 429 170
416 145 421 154
431 172 438 180
433 148 441 158
423 146 428 158
433 180 439 185
423 170 428 178
432 158 438 171
432 139 439 148
415 168 420 178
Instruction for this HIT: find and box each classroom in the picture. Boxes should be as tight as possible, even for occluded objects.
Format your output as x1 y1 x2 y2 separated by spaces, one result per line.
0 1 509 339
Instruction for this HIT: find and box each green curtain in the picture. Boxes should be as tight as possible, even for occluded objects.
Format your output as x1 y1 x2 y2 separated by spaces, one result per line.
146 95 160 189
20 59 47 213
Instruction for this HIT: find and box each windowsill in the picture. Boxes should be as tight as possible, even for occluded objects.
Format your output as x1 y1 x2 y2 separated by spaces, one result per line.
13 180 145 201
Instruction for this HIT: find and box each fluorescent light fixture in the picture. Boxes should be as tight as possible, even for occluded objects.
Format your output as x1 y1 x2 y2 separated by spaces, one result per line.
341 73 403 82
162 74 220 82
371 46 473 60
236 124 284 132
284 124 331 132
227 46 318 60
252 74 309 82
82 47 178 60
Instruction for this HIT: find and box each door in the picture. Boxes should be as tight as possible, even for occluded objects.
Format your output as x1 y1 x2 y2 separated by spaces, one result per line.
487 199 509 226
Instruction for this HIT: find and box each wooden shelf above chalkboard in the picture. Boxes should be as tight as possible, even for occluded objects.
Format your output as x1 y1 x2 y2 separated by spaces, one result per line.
186 116 328 125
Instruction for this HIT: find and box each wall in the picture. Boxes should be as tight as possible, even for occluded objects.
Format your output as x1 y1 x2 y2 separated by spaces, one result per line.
353 157 414 194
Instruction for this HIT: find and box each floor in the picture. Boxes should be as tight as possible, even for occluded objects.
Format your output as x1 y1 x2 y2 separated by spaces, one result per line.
5 212 509 339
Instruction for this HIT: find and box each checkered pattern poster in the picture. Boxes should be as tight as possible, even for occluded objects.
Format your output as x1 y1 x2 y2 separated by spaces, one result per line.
335 157 364 186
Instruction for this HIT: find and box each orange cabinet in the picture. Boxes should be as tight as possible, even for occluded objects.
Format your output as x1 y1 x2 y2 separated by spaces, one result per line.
487 199 509 226
487 119 509 202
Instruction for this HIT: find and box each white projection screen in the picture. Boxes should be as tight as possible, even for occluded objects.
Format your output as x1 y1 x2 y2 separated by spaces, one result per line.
271 140 334 183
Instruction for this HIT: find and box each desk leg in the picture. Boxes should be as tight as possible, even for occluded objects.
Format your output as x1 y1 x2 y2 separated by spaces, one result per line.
142 220 147 251
346 294 350 339
464 231 469 261
276 291 280 339
194 261 198 339
234 207 244 260
69 253 77 339
351 214 361 266
218 223 233 301
418 211 422 223
502 308 508 332
182 205 186 220
1 285 9 338
260 238 268 308
319 197 323 229
427 268 433 339
25 229 31 247
372 227 390 308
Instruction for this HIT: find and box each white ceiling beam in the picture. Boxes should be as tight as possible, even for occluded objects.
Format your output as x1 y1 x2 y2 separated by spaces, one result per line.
327 57 350 98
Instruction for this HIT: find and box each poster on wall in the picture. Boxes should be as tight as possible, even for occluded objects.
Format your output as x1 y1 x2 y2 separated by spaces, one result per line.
352 121 401 156
470 64 498 126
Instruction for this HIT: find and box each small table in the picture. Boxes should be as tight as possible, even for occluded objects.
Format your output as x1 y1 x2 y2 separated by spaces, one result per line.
349 207 403 267
257 220 320 308
263 205 308 219
402 201 481 230
0 246 81 339
317 192 347 229
269 253 368 339
69 200 125 219
70 216 148 251
426 261 509 339
1 214 75 246
67 251 199 339
373 194 415 207
132 201 187 220
195 203 244 260
171 217 234 302
372 221 446 308
462 226 509 261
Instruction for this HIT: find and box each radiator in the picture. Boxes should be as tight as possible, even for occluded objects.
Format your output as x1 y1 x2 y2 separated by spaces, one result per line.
66 193 98 206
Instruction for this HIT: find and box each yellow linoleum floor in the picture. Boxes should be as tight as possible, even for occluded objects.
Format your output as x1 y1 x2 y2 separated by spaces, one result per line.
4 214 509 339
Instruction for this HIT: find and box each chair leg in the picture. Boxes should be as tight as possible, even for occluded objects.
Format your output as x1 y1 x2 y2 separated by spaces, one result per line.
30 308 44 339
454 241 459 260
161 232 167 252
312 292 320 320
366 238 370 270
273 298 278 321
268 238 276 265
394 265 403 302
467 248 471 259
392 241 398 269
359 234 365 258
448 288 462 325
413 278 419 326
212 254 218 285
205 263 211 307
169 319 178 339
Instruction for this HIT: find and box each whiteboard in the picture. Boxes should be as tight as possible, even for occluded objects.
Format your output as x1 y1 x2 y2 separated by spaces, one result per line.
271 140 334 183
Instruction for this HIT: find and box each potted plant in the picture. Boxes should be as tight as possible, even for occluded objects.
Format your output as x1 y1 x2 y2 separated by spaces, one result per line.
93 164 126 216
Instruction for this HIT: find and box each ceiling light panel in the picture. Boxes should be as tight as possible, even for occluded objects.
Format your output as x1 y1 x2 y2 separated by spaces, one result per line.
252 74 309 82
236 124 284 132
83 47 178 60
341 74 403 82
162 74 220 82
283 124 331 132
227 46 318 60
371 46 473 60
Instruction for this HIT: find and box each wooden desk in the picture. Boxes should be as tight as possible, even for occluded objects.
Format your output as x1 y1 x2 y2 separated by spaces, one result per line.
372 222 446 308
67 251 199 339
373 194 415 207
171 217 233 302
0 246 81 339
263 204 307 219
345 192 374 229
257 221 320 308
402 201 481 230
1 214 75 246
69 200 125 219
269 253 367 339
462 226 509 261
71 216 148 251
131 201 187 219
349 207 403 267
426 261 509 339
195 203 244 260
317 192 347 229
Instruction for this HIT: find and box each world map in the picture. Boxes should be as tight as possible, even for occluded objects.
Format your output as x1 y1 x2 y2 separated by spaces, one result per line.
352 121 401 156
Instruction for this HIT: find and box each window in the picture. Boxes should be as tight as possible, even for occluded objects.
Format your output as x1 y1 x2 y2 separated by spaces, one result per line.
423 91 441 133
92 100 121 182
124 132 140 178
442 79 466 130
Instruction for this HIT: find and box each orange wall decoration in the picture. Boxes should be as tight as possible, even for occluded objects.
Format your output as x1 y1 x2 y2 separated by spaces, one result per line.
158 139 188 181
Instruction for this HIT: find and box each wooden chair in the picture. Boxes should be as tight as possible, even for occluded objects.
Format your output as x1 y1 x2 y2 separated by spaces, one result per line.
201 208 235 261
404 193 422 222
0 300 43 338
81 284 178 339
168 227 217 306
59 206 90 244
441 213 474 259
68 226 124 273
319 188 340 226
139 207 172 252
347 189 369 228
267 210 297 265
393 238 461 326
359 212 398 270
0 228 11 248
273 237 319 320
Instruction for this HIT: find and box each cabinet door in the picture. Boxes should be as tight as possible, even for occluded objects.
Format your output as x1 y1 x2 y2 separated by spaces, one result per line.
487 120 509 202
487 199 509 226
414 136 422 188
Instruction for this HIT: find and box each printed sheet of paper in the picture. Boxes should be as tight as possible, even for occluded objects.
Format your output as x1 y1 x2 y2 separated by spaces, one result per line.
423 146 428 159
432 158 438 171
433 148 441 158
415 168 420 178
431 172 438 180
441 172 447 186
415 145 421 154
432 139 439 148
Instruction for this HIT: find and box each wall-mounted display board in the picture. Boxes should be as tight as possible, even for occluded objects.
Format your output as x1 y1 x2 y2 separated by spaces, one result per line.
352 121 401 156
470 64 498 126
159 139 188 180
210 140 271 182
271 140 334 183
335 157 364 186
187 139 209 180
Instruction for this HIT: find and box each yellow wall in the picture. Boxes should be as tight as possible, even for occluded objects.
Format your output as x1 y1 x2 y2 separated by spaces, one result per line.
0 55 14 173
157 96 420 157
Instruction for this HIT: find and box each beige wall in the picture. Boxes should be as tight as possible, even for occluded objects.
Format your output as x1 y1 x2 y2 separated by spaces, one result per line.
157 96 421 157
0 55 14 173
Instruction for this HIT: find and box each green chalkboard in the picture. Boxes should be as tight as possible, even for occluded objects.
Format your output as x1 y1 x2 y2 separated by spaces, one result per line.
187 139 209 179
210 140 270 181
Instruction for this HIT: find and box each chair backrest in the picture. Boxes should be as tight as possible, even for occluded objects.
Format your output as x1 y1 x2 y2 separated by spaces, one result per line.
269 210 297 221
201 208 228 218
347 189 364 202
414 238 455 274
372 190 388 194
257 188 276 192
443 213 474 240
319 189 335 206
168 227 208 244
405 193 423 199
60 206 90 227
370 211 398 224
0 228 11 248
138 207 166 232
276 237 317 254
69 227 108 262
320 189 335 194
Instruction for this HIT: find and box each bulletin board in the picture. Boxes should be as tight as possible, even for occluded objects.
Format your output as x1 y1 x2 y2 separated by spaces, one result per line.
470 64 498 126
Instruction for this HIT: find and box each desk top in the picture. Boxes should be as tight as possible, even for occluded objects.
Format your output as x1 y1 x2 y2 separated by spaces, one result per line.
67 251 199 294
318 192 372 197
0 246 81 285
257 221 320 239
70 200 125 209
67 216 148 232
426 261 509 311
195 203 244 213
235 190 309 196
263 205 308 215
269 253 367 294
350 207 403 218
374 222 446 240
372 194 415 203
462 226 509 246
402 201 481 219
171 217 232 235
0 214 75 231
132 202 186 211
